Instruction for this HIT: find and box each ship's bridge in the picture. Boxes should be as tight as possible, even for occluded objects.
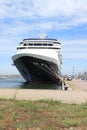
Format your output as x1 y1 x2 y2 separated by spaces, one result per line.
17 38 61 50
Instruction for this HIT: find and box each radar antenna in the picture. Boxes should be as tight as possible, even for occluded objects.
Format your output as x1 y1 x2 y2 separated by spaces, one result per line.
38 34 48 39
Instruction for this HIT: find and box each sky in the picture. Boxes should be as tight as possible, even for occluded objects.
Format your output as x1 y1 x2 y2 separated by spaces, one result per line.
0 0 87 75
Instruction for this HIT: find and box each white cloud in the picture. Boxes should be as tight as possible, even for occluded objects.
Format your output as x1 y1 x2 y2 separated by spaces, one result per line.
0 0 87 27
62 39 87 59
0 38 16 56
63 52 87 59
62 39 87 45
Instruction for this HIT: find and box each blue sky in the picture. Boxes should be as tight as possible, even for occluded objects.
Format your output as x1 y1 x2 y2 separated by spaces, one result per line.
0 0 87 75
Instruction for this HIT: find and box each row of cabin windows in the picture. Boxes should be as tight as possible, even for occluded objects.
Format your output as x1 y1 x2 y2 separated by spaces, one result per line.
17 47 59 50
23 43 53 46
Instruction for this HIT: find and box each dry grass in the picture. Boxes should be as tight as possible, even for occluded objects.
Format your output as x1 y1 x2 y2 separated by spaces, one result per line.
0 99 87 130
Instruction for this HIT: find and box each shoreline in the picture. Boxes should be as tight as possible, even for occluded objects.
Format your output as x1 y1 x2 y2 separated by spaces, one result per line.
0 79 87 104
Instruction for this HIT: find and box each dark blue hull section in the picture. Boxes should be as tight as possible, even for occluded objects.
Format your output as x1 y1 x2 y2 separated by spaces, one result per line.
14 56 62 84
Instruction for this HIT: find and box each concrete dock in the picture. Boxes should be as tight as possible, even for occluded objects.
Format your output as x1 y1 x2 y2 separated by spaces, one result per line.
0 79 87 104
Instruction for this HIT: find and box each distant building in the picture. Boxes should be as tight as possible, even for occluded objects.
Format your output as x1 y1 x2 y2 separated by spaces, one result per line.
81 72 87 80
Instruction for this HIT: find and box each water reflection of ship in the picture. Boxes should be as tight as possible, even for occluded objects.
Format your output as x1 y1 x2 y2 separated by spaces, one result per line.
0 76 7 79
19 82 61 90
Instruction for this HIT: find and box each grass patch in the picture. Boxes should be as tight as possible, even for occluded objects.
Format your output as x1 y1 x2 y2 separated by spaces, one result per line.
0 99 87 130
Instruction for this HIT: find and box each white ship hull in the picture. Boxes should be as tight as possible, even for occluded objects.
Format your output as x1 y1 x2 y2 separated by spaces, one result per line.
12 49 62 83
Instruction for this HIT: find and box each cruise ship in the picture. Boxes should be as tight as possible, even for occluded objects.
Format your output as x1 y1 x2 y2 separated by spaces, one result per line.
12 37 62 84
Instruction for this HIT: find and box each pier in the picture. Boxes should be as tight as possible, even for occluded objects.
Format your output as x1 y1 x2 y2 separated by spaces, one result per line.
0 79 87 104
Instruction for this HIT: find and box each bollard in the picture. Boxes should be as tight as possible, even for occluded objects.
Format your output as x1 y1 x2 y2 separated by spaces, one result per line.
62 80 65 90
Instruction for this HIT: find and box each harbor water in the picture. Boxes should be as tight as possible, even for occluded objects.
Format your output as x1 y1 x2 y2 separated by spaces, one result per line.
0 77 60 89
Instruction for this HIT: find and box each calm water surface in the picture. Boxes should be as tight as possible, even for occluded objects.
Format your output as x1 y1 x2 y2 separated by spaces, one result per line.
0 77 60 89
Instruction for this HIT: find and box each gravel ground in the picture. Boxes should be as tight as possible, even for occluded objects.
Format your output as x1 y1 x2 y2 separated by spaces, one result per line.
0 79 87 104
68 79 87 91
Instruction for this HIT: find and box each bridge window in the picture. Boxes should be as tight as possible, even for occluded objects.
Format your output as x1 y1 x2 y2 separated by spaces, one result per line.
48 44 53 46
24 44 26 46
29 44 33 46
43 44 47 46
34 44 42 46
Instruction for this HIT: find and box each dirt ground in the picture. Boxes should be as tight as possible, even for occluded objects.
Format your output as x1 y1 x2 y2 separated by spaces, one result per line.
0 79 87 104
68 79 87 91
